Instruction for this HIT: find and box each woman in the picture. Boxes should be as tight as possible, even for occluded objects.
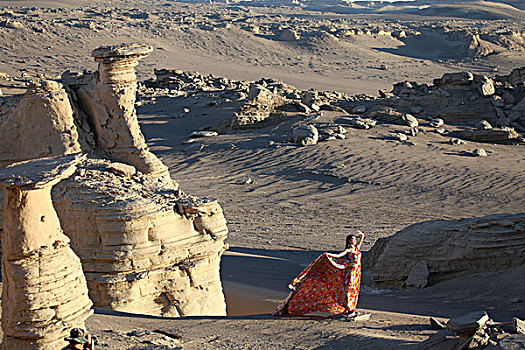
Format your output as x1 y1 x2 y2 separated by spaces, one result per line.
274 230 365 316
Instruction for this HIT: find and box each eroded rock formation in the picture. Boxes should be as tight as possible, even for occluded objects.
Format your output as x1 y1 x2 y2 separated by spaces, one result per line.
0 155 92 350
0 44 228 318
366 213 525 289
52 159 228 316
64 44 169 179
0 80 81 167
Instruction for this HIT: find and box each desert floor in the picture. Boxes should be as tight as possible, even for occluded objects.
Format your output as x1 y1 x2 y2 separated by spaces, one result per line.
0 0 524 349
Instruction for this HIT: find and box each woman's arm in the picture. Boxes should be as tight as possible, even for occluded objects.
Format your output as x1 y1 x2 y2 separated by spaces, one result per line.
326 250 349 258
356 230 365 250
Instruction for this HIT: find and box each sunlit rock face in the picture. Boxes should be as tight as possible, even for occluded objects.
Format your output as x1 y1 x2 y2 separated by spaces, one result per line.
0 43 229 318
53 159 228 316
0 155 93 350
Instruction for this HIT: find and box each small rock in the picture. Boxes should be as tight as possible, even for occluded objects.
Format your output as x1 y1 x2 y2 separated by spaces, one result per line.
402 114 419 128
243 177 254 185
185 143 204 152
478 77 495 97
337 125 347 134
435 128 446 134
353 313 372 322
347 117 376 129
127 330 151 337
106 162 137 177
295 102 311 113
301 137 317 146
183 107 190 114
335 134 346 140
430 118 444 127
473 148 487 157
394 133 408 142
352 105 366 114
310 103 321 112
409 128 418 137
268 141 275 146
190 131 218 138
476 120 492 130
380 64 388 70
449 138 466 145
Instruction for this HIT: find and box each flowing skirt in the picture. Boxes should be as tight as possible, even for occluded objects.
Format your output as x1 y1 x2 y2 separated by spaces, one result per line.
274 251 361 315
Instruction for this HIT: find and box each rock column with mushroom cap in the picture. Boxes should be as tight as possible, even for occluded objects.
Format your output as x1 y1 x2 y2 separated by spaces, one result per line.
72 44 170 180
0 155 93 350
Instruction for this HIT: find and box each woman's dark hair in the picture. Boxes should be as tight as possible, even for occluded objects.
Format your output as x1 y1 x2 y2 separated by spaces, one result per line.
345 234 358 249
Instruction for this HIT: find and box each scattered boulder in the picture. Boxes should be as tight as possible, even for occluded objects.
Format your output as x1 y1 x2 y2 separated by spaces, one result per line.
490 95 505 108
295 102 311 113
478 76 495 97
293 124 319 146
473 148 488 157
447 311 490 335
345 117 377 129
429 118 444 127
435 71 474 86
402 114 419 128
394 133 408 142
476 120 493 130
430 317 446 331
190 130 219 138
514 318 525 335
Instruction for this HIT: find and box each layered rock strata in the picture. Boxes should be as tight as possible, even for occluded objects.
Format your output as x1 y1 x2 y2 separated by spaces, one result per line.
366 213 525 289
0 80 81 167
52 159 228 316
0 155 92 350
0 44 229 317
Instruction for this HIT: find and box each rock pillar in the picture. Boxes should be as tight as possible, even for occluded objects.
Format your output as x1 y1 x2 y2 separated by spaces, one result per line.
0 155 93 350
73 43 169 179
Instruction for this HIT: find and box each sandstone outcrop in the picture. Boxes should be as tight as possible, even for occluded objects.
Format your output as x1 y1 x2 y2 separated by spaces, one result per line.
366 213 525 289
0 155 92 350
63 44 170 180
0 80 81 167
0 44 229 318
52 160 228 316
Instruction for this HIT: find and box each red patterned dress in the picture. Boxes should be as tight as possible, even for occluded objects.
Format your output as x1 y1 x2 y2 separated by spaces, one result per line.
274 249 361 315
